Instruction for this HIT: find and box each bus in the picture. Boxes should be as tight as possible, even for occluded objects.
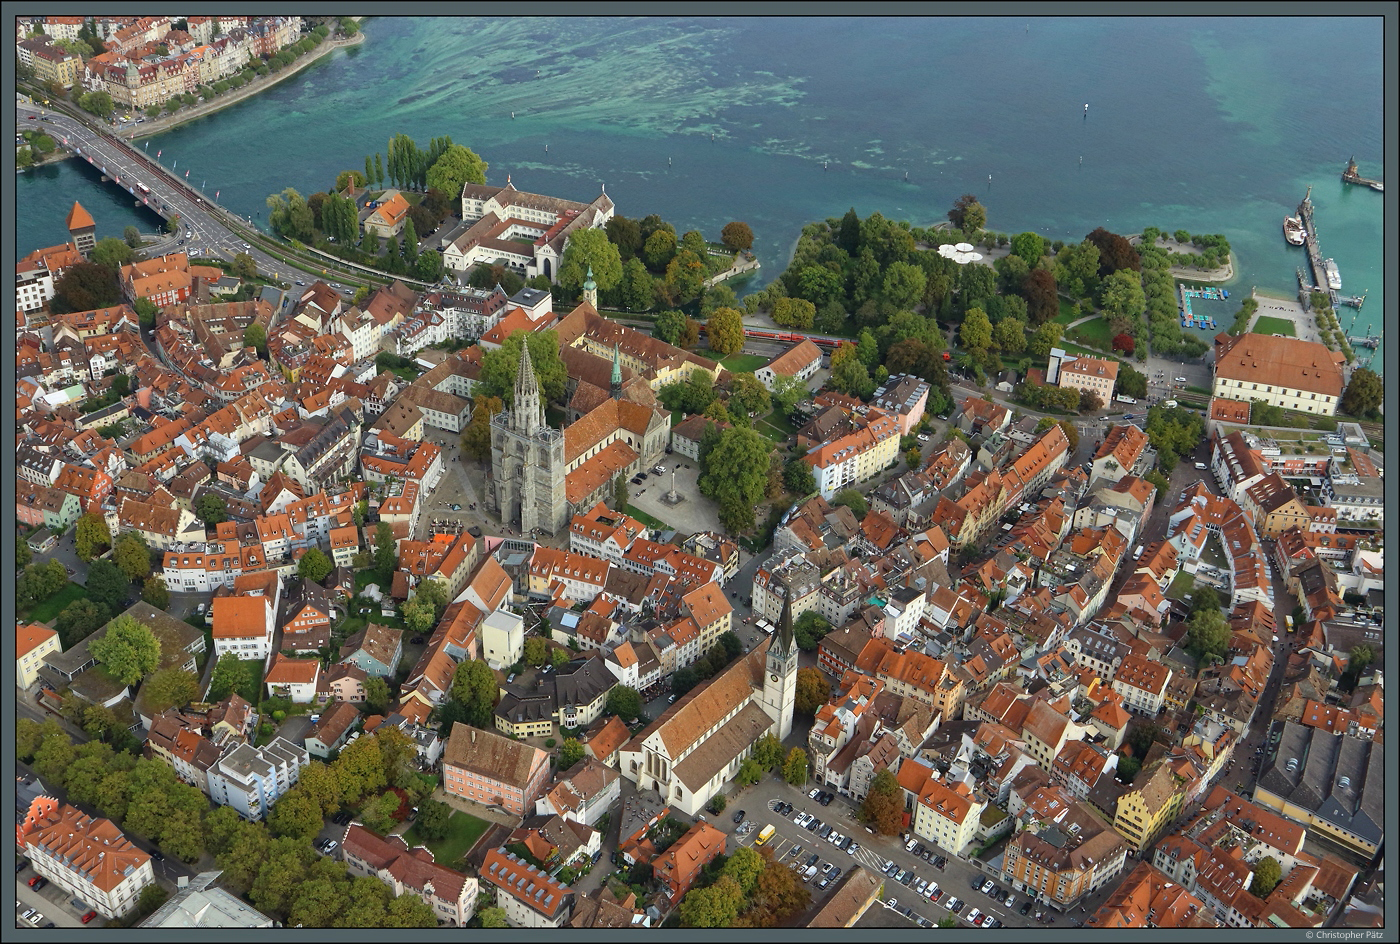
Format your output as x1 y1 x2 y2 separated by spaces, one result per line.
137 183 150 194
755 824 776 847
1115 395 1137 405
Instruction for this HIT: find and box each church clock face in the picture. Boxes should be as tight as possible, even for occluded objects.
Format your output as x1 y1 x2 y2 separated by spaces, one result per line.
771 674 779 682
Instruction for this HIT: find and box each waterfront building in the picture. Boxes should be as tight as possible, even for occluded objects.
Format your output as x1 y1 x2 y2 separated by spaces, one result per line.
444 178 614 283
1212 333 1344 416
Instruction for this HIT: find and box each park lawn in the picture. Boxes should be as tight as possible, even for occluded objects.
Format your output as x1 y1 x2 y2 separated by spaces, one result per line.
1252 315 1296 337
25 581 88 623
403 810 491 870
754 420 788 444
719 353 766 373
1053 298 1079 325
625 505 673 532
1067 316 1113 350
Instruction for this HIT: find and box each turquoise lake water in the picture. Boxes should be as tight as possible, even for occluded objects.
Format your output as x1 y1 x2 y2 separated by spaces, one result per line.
16 16 1384 367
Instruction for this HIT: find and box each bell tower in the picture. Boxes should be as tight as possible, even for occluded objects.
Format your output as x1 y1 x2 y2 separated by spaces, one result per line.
582 265 598 309
610 343 623 401
761 589 799 741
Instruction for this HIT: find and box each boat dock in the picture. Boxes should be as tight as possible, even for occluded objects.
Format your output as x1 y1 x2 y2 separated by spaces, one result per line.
1342 156 1383 192
1295 188 1343 311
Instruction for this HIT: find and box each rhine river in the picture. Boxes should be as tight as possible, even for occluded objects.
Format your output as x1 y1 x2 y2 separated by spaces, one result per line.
17 17 1385 367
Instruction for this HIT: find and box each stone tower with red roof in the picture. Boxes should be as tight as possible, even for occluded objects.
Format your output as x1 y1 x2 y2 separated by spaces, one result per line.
66 200 96 258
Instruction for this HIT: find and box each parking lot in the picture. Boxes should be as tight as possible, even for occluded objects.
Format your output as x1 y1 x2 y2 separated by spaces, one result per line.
719 777 1050 928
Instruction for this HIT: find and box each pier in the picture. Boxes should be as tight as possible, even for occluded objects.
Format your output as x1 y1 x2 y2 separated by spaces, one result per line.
1295 188 1342 311
1342 156 1383 192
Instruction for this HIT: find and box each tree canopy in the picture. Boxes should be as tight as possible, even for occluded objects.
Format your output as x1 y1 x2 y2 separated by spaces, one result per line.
861 768 904 834
721 221 754 252
1341 367 1382 418
90 614 161 686
477 330 568 407
558 227 623 298
706 306 745 357
698 426 773 533
424 144 488 197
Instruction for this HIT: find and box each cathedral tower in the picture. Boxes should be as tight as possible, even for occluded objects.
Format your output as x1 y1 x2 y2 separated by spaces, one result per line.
513 338 543 436
610 343 623 401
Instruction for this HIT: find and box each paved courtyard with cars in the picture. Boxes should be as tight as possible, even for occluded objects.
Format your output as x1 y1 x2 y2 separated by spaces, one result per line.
713 774 1082 928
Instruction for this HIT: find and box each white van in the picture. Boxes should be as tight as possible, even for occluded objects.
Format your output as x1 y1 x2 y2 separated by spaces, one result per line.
1194 462 1208 470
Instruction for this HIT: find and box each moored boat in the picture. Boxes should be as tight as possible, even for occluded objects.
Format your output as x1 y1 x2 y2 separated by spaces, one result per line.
1282 216 1305 246
1324 258 1341 291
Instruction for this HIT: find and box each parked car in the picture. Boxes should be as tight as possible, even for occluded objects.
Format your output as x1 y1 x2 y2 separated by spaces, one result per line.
82 911 99 924
28 876 48 891
16 856 28 873
733 809 746 824
967 908 984 926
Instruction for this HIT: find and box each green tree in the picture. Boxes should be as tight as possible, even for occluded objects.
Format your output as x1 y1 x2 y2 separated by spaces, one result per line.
476 330 568 408
448 659 498 729
208 652 253 702
728 372 771 419
1341 367 1382 418
296 548 333 583
1099 268 1147 334
861 768 904 835
959 306 993 351
85 558 130 612
75 511 112 561
113 534 152 581
1251 856 1282 898
833 489 868 518
50 261 122 315
523 636 548 666
231 251 258 281
249 836 317 917
559 227 624 298
706 306 746 358
374 520 397 576
882 260 927 310
698 426 773 533
363 675 391 715
829 341 873 398
619 257 655 312
1011 231 1047 268
771 296 816 330
642 227 677 270
32 731 79 787
606 216 644 259
16 533 33 570
56 594 113 641
680 874 745 928
651 309 687 346
606 685 643 720
196 492 229 525
408 797 451 842
784 458 816 497
612 474 629 511
795 667 828 716
1349 644 1375 672
665 248 707 303
783 747 809 786
424 143 488 196
720 221 754 252
16 718 65 763
142 667 196 713
479 907 508 928
751 731 784 771
797 265 843 308
559 737 586 770
722 846 766 896
265 187 314 242
1187 608 1231 664
948 194 987 233
90 613 161 686
994 316 1027 356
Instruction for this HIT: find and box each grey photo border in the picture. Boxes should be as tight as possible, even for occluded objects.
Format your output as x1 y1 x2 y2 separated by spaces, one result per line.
3 2 1395 941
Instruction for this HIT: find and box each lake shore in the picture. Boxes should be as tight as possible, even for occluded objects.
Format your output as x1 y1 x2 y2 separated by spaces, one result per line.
124 29 366 143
